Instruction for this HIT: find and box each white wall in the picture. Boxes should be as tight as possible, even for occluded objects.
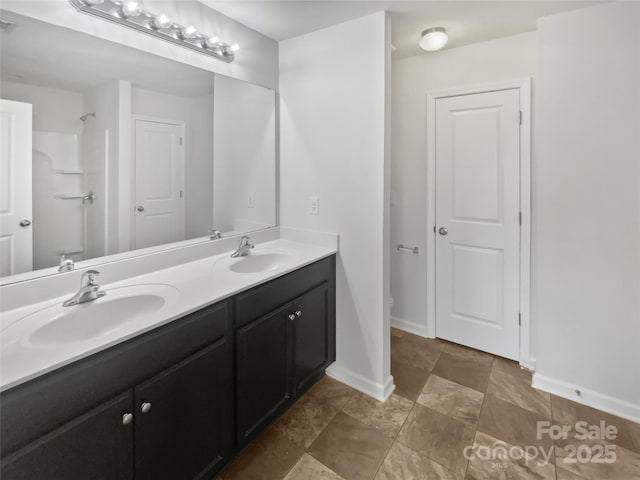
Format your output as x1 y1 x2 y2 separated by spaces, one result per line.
213 74 276 234
1 0 278 90
279 12 392 399
532 2 640 420
83 81 123 258
390 32 537 336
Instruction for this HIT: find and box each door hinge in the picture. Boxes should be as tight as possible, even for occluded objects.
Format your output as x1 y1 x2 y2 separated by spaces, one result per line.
518 312 522 326
519 211 522 226
179 137 183 145
519 111 523 125
179 190 183 198
433 225 436 234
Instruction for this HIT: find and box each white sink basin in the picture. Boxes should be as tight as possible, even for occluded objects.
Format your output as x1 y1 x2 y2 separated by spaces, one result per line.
3 284 179 348
228 252 293 274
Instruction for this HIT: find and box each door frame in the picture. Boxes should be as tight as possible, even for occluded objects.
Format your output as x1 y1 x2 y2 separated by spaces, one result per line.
426 78 533 369
131 115 186 249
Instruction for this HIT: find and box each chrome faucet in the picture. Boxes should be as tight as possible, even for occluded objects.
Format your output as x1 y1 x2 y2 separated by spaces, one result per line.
231 236 254 258
209 229 222 240
58 255 74 273
63 270 106 307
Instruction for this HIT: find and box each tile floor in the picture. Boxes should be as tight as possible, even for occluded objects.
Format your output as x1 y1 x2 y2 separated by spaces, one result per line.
220 328 640 480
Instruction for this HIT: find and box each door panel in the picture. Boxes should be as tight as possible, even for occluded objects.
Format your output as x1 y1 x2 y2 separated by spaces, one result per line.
435 89 520 360
134 340 231 480
293 283 330 394
236 303 292 446
0 99 32 276
1 391 133 480
134 119 185 249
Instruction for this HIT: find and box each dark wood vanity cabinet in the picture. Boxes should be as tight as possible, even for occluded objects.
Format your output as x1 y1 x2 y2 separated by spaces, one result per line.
0 255 336 480
234 258 336 448
1 391 134 480
133 339 231 480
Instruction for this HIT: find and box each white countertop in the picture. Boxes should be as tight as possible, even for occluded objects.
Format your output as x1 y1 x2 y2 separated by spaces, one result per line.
0 237 337 392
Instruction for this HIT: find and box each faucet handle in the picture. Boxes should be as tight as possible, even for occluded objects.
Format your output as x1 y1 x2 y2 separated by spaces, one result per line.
239 235 251 246
81 270 100 286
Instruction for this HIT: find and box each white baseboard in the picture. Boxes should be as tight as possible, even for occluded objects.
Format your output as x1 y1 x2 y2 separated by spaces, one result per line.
532 373 640 423
390 316 431 338
326 364 395 402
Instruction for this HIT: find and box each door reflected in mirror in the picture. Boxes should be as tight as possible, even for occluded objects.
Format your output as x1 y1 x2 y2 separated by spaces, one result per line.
0 11 277 280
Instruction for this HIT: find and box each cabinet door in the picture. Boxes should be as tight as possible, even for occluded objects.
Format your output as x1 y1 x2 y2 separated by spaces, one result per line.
236 303 293 446
134 339 232 480
293 283 330 394
1 391 133 480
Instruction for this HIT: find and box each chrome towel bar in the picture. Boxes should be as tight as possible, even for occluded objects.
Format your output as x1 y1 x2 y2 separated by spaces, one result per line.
397 245 420 255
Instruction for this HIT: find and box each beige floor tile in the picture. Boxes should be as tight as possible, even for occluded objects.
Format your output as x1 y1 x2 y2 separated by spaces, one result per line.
342 393 414 437
374 441 462 480
391 358 430 401
478 394 553 450
486 362 551 418
221 425 304 480
443 343 494 365
309 412 393 480
284 454 345 480
275 392 339 449
555 443 640 480
465 431 556 480
555 467 587 480
551 395 639 453
391 332 445 372
307 375 360 411
417 375 484 425
397 403 475 476
432 351 492 393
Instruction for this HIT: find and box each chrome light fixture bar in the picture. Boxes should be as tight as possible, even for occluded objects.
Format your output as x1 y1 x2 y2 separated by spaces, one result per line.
68 0 238 63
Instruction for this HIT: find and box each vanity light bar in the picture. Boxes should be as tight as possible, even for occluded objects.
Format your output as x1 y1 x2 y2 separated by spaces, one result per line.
68 0 237 63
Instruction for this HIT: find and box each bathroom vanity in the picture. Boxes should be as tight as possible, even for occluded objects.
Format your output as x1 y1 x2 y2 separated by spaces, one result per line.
0 246 336 480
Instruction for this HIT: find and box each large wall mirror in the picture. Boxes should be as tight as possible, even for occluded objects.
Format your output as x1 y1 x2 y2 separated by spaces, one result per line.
0 11 277 282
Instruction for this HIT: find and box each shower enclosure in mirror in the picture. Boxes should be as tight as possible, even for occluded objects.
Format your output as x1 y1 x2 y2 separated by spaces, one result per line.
0 11 277 282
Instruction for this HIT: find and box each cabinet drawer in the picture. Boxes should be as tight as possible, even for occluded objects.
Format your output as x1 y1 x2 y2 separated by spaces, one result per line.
235 257 333 328
1 300 230 457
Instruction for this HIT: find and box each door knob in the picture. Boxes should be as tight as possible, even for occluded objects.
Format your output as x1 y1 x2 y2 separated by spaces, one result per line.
137 206 145 212
19 219 31 227
438 227 448 236
288 314 296 321
295 310 302 317
122 413 133 425
141 402 152 414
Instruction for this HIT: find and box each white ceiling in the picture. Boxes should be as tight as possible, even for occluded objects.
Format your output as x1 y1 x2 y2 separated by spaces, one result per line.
0 11 214 97
200 0 601 58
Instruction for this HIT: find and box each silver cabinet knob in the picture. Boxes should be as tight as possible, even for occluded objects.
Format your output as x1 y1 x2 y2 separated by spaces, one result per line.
438 227 448 236
295 310 302 317
141 402 152 414
122 413 133 425
288 314 296 321
19 219 31 227
137 206 145 212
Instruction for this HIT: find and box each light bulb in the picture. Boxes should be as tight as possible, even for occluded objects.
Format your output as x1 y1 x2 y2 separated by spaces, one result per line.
181 25 198 39
122 1 142 17
83 0 105 5
419 27 448 52
153 13 172 29
205 36 220 48
230 43 240 52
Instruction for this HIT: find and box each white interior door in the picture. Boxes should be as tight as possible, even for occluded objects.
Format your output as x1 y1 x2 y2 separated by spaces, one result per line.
435 89 520 360
0 99 33 276
134 119 185 250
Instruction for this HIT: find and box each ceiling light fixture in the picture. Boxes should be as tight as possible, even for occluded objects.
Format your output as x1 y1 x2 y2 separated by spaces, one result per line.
68 0 237 62
121 1 142 18
419 27 448 52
